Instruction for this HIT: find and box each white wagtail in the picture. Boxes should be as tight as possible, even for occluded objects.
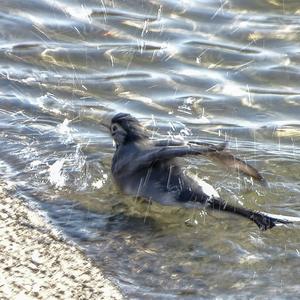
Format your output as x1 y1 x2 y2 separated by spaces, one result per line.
106 112 291 230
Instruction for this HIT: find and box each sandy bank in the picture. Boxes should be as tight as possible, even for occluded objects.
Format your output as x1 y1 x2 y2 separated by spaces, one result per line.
0 185 123 300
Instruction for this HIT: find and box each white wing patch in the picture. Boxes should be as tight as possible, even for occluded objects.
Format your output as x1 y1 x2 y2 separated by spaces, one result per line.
198 179 220 199
188 173 220 199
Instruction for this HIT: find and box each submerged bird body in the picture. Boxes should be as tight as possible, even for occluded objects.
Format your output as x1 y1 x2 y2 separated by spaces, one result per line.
113 142 209 207
109 113 291 230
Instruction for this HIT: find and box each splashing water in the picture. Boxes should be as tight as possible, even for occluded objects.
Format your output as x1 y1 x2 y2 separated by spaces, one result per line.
1 0 300 298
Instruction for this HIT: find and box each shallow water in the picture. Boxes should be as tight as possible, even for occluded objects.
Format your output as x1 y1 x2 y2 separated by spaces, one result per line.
1 0 300 298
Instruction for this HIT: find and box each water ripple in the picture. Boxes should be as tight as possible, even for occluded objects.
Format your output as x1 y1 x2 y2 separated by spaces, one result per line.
1 0 300 298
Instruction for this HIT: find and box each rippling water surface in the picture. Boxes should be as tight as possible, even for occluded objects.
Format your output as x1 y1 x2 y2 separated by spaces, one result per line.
1 0 300 298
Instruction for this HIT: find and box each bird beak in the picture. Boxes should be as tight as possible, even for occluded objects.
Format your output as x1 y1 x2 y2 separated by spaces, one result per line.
75 108 113 130
99 112 113 129
99 114 112 129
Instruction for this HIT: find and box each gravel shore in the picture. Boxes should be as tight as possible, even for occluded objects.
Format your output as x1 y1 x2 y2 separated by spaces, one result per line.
0 184 123 300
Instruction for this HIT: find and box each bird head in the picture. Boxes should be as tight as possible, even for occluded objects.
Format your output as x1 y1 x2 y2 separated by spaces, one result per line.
110 113 149 146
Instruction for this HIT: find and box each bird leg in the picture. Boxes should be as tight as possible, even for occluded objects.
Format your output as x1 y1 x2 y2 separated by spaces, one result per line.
206 197 290 230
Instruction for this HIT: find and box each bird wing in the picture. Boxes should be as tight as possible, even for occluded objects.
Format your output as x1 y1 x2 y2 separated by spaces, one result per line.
152 139 265 183
207 151 266 183
127 142 226 173
152 139 226 149
152 139 186 147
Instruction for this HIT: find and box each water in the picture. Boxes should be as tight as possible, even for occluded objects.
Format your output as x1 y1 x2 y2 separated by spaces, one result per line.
1 0 300 298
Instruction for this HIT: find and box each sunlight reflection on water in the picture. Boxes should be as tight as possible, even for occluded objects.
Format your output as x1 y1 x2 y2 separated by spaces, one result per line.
1 0 300 298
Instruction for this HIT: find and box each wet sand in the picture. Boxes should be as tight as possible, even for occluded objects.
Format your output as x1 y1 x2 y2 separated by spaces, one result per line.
0 184 123 300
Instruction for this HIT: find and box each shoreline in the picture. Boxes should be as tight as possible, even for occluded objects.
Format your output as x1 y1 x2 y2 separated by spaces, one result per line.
0 184 123 300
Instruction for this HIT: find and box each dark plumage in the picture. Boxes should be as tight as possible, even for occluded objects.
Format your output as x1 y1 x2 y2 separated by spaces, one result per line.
111 113 149 144
108 113 291 230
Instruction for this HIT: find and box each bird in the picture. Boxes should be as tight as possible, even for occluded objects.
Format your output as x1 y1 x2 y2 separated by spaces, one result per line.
107 112 292 230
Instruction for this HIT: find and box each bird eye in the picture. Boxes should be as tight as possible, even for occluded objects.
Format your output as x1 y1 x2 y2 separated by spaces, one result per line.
111 124 118 132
